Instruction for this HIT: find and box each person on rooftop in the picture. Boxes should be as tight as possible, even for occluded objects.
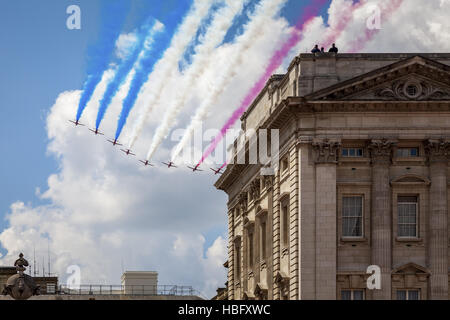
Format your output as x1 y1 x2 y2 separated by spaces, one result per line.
328 43 338 53
311 44 320 53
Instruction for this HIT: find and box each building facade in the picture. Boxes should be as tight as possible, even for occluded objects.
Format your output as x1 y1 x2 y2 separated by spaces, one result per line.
215 53 450 300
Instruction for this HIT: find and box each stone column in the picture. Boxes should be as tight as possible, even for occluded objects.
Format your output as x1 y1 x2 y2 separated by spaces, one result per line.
227 206 234 300
312 138 340 300
298 140 316 299
425 139 449 300
264 175 274 299
368 139 396 300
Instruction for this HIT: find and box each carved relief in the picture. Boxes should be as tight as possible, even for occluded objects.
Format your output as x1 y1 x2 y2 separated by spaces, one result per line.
249 180 261 200
425 139 450 163
238 192 248 212
312 139 341 164
375 80 450 101
263 175 274 189
368 139 397 165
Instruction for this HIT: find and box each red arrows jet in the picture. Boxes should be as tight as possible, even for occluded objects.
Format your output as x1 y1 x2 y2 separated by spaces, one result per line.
69 120 85 126
107 139 122 146
121 149 136 156
139 160 154 167
89 128 104 135
162 161 177 168
210 167 223 175
188 165 203 172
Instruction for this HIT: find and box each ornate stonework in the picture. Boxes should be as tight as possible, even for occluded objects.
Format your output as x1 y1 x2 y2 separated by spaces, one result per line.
238 192 248 213
249 180 261 200
263 175 274 189
368 139 397 165
376 79 450 101
2 253 40 300
425 139 450 163
312 139 341 164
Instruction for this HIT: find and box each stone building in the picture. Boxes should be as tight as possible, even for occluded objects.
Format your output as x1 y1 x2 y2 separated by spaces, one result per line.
215 53 450 300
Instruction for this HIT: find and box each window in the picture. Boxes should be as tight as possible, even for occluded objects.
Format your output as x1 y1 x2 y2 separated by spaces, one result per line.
46 283 56 294
397 147 419 157
398 196 418 237
260 222 266 260
406 85 418 97
342 148 364 157
397 289 420 300
341 290 364 300
281 203 289 246
248 231 254 269
282 157 289 172
342 196 363 237
235 242 241 280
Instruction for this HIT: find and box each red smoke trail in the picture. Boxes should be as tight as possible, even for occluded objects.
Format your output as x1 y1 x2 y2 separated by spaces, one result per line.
219 161 227 170
208 0 404 169
197 0 329 166
216 0 366 171
348 0 404 52
319 0 366 49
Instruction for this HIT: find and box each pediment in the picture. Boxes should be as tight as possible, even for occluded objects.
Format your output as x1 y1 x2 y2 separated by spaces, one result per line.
391 174 430 185
392 262 429 275
242 291 255 300
306 56 450 102
274 271 289 284
254 282 268 295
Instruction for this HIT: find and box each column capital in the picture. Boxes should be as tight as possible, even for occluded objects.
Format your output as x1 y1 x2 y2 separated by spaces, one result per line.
425 139 450 163
312 138 341 164
368 139 397 165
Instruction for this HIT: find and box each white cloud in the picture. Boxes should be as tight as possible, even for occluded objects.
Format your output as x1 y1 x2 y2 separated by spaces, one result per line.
0 0 449 298
115 32 138 60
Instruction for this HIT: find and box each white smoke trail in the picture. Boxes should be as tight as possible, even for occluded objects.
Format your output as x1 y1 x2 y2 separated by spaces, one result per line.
145 0 247 161
127 0 215 150
171 0 288 162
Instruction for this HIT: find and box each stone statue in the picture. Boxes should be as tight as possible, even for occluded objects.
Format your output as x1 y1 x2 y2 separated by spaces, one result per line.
2 253 40 300
14 253 28 273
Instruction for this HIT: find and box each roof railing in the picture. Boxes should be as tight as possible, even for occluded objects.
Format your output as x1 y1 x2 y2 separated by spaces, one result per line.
48 284 197 296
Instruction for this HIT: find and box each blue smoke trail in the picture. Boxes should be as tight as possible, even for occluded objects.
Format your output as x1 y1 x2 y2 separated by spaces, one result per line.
95 18 157 130
76 0 130 122
114 0 191 141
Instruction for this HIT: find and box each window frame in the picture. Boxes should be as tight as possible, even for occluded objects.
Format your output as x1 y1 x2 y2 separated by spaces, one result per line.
341 147 364 158
248 230 254 269
397 195 419 239
280 198 290 247
340 289 365 300
234 238 241 283
260 221 267 261
396 147 419 158
281 156 289 173
341 195 364 239
396 289 420 300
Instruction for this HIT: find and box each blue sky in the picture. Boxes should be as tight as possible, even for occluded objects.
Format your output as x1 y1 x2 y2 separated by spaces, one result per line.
0 0 331 244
